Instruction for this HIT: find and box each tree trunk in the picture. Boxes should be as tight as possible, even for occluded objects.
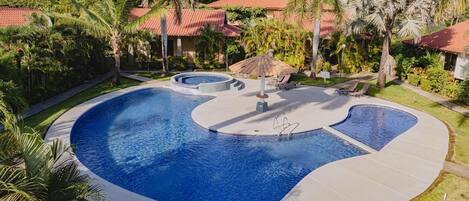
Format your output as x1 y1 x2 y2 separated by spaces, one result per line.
128 44 135 66
310 19 321 79
111 35 121 85
160 15 168 72
378 30 391 88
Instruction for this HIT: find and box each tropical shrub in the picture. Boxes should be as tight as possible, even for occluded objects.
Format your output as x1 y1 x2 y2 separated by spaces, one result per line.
224 6 267 24
0 80 27 115
242 19 308 69
195 24 224 69
407 73 420 86
420 78 432 92
444 81 462 99
396 55 417 79
225 38 245 65
321 32 381 74
168 56 189 71
425 67 448 93
457 81 469 104
0 99 102 201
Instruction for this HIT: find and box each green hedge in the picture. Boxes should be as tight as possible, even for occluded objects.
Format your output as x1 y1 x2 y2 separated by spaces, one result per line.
420 78 432 92
407 73 420 86
168 56 189 71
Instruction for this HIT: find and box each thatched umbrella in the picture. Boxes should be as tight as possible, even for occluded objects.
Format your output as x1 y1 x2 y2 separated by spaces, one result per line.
229 51 298 112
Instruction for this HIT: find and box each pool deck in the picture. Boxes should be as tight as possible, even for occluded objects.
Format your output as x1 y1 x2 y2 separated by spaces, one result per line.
45 77 449 201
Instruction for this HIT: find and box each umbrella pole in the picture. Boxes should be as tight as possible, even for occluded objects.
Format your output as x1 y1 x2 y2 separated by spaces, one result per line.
260 75 265 102
256 74 268 112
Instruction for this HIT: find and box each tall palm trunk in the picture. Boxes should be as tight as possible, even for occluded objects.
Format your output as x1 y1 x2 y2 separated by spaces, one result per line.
378 30 391 88
310 19 321 79
111 34 121 85
160 15 168 72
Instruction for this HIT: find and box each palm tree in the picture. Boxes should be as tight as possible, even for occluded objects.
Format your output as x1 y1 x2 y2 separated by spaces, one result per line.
285 0 344 79
54 0 178 85
347 0 434 88
0 98 101 200
195 24 224 68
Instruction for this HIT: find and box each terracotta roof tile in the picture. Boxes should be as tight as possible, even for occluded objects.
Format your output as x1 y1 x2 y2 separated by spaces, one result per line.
0 7 40 27
130 8 240 37
207 0 288 10
403 20 469 54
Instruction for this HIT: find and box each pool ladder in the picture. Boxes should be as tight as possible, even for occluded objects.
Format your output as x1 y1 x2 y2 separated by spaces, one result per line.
273 114 299 138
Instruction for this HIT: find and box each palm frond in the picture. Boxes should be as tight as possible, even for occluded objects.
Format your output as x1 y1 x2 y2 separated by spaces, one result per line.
51 13 108 38
397 19 422 40
365 11 386 32
0 165 45 200
126 4 166 32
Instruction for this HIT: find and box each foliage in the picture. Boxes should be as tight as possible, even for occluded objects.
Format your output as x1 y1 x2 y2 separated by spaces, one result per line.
407 73 420 86
168 56 189 71
424 67 448 93
0 98 102 200
242 19 308 69
122 30 158 69
321 32 381 73
225 38 245 65
457 80 469 104
223 6 267 24
0 80 28 116
195 24 224 69
395 55 417 79
347 0 435 88
420 78 432 92
0 21 108 104
54 0 179 84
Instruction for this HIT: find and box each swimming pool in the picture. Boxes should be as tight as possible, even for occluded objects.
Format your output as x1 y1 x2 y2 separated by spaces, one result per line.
332 104 418 150
71 88 366 201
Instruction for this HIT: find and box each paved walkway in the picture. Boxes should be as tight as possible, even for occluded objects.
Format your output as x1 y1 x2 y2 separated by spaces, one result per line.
120 72 154 82
444 161 469 179
393 80 469 118
21 72 112 119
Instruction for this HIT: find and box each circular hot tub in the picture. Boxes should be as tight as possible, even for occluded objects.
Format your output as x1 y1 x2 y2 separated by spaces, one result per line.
170 72 235 93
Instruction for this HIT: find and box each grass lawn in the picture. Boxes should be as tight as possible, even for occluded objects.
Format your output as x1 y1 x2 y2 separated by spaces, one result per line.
135 72 176 81
367 81 469 200
24 78 141 135
414 173 469 201
291 73 352 87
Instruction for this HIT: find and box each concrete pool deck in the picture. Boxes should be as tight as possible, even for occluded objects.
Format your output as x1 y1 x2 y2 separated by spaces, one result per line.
45 78 449 201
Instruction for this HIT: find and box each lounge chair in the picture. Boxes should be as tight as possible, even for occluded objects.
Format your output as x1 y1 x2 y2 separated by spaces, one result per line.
278 82 297 90
350 83 369 97
275 74 291 88
336 82 358 95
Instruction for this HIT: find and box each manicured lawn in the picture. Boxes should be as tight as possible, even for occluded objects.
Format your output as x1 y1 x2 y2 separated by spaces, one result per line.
135 72 176 81
24 78 140 135
415 173 469 201
291 74 352 87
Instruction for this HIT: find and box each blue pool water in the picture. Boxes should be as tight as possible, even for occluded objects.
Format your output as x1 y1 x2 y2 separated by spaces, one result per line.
181 75 228 85
332 105 418 150
71 88 366 201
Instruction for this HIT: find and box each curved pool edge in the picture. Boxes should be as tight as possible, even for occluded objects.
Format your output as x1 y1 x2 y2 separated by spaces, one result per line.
44 80 449 201
170 72 234 94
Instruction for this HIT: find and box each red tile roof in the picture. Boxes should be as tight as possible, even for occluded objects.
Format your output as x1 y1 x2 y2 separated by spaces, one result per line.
403 20 469 54
130 8 240 37
207 0 288 10
0 7 40 27
271 10 337 37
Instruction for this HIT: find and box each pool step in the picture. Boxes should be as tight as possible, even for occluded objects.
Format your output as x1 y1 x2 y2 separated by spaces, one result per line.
323 126 377 154
230 79 245 91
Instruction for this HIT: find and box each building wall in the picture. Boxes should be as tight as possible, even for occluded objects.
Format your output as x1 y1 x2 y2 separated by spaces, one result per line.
455 53 468 80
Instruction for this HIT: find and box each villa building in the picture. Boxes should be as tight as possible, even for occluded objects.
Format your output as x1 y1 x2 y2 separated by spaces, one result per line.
404 20 469 80
129 8 240 58
0 7 40 28
207 0 337 37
